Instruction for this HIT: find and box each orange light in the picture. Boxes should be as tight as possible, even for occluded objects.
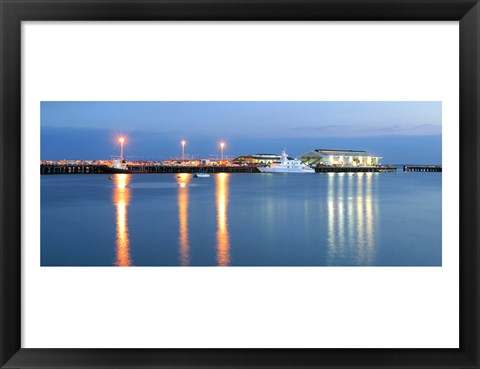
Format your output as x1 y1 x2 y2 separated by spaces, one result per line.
220 142 225 148
113 174 131 266
177 174 190 266
119 137 125 143
181 140 186 145
216 173 230 266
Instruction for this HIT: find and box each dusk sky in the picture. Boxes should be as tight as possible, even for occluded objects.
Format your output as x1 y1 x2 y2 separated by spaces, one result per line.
41 101 442 164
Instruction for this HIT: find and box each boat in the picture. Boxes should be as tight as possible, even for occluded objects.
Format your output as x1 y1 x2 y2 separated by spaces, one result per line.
194 172 210 178
104 157 130 174
257 150 315 173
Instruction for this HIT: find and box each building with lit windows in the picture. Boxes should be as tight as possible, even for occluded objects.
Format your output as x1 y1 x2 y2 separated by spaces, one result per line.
299 149 381 167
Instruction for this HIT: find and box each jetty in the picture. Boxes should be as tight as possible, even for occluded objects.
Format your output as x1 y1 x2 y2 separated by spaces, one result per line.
40 163 399 175
403 165 442 172
315 165 396 173
40 164 261 175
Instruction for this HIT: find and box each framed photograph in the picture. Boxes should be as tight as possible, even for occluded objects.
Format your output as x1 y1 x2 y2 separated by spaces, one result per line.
1 0 479 368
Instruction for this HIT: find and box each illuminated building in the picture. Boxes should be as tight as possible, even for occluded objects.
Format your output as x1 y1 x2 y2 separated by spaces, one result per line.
299 149 381 167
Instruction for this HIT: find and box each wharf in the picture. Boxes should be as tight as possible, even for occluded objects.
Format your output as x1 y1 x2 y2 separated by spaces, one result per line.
41 164 106 174
41 164 398 174
403 165 442 172
138 166 260 174
315 165 396 173
40 164 261 174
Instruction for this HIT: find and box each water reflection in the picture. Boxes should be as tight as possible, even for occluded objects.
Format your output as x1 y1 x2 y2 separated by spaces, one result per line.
326 173 378 265
327 174 336 255
113 174 131 266
365 174 375 263
216 173 230 266
356 174 365 263
176 173 191 266
337 174 346 256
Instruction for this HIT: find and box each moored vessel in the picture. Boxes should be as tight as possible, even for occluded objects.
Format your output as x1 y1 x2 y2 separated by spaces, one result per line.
104 158 130 174
258 150 315 173
194 172 210 178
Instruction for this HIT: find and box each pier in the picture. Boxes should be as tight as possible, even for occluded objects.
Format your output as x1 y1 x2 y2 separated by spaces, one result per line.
136 165 260 174
315 165 396 173
41 163 399 174
403 165 442 172
41 164 107 174
40 164 261 174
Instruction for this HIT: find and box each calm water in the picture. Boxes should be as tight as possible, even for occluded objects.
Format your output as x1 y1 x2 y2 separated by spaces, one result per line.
41 172 442 266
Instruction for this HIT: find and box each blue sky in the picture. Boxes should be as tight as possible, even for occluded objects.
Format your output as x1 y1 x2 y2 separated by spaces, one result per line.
41 101 442 164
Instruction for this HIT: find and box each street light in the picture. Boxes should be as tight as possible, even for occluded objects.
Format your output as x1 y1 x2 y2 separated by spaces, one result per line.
181 140 186 161
220 142 225 161
118 137 125 160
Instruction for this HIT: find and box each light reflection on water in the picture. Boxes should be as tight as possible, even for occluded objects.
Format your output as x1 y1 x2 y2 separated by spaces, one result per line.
113 174 131 266
327 173 377 265
41 171 441 266
113 172 379 266
365 173 375 264
356 174 366 263
327 174 336 258
169 172 379 266
216 173 230 266
174 172 231 266
176 173 191 266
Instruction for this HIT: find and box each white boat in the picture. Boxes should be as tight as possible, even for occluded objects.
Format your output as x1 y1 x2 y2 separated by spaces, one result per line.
258 150 315 173
194 172 210 178
105 158 129 174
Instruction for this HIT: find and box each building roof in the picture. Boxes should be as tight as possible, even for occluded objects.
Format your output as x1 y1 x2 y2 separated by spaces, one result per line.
252 154 279 157
312 149 377 157
299 150 382 161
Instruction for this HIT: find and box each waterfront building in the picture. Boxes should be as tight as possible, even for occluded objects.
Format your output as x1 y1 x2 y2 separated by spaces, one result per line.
299 149 381 167
232 153 281 165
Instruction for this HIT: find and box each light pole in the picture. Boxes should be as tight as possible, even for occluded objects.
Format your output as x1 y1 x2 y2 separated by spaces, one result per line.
220 142 225 161
181 140 186 161
119 137 125 160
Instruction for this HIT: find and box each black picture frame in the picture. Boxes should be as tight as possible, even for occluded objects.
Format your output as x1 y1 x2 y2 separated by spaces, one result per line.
1 0 479 368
